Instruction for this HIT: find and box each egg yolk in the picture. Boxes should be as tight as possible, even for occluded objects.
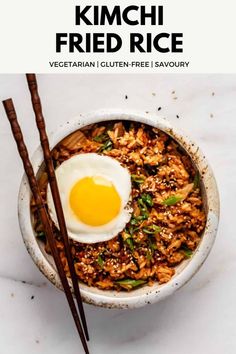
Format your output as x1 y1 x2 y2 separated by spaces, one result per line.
69 176 122 226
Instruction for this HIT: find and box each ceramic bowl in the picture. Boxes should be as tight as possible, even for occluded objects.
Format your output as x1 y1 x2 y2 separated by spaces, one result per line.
18 110 220 309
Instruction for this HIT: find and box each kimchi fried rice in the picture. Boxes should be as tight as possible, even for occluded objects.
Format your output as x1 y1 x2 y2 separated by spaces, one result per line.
31 121 206 291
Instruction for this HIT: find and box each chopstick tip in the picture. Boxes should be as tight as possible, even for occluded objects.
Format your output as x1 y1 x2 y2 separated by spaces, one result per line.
2 97 13 104
2 98 14 113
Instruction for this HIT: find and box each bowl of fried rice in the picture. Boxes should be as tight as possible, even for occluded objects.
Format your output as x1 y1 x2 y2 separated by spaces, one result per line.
18 110 220 308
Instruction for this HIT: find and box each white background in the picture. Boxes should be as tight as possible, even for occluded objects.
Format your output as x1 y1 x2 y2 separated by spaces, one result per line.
0 74 235 353
0 0 236 73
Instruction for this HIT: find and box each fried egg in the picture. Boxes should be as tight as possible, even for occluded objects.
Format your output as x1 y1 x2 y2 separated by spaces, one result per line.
47 153 132 243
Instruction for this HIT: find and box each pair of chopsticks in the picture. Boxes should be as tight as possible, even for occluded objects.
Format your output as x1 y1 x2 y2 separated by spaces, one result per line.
2 74 89 354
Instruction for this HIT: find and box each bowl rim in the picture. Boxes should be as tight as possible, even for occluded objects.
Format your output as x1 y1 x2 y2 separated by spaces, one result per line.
18 110 220 309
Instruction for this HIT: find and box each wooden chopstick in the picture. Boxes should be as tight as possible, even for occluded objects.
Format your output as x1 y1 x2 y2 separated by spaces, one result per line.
2 99 89 354
25 73 89 341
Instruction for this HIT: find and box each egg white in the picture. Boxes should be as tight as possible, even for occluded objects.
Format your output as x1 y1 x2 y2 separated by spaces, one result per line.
47 153 132 243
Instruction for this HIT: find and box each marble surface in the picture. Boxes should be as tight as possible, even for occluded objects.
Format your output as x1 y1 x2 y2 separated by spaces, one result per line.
0 74 235 354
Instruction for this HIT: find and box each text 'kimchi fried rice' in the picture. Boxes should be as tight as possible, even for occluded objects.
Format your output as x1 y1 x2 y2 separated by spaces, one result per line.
31 121 206 291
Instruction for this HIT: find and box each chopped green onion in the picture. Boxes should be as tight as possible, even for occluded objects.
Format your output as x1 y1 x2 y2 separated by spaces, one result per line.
130 217 139 226
125 238 134 251
138 212 149 220
153 225 161 233
143 228 156 235
115 279 146 289
182 247 193 258
97 254 104 268
36 231 45 238
149 240 158 251
131 174 145 185
130 212 149 227
193 172 200 189
126 224 139 235
130 215 146 225
138 198 147 211
146 237 157 261
146 250 153 261
93 133 108 142
141 193 153 207
99 139 113 152
162 195 183 206
143 225 161 234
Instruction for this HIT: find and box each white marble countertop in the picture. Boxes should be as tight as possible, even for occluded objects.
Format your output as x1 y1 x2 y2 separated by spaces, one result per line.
0 74 235 354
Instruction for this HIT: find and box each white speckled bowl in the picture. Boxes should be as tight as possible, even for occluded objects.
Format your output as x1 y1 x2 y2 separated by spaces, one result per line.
18 111 220 309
